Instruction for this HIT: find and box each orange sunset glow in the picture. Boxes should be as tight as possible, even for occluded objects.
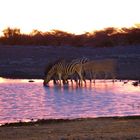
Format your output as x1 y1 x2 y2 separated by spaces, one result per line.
0 0 140 35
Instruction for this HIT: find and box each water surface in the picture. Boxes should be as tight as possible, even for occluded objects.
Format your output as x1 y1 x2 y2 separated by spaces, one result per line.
0 78 140 125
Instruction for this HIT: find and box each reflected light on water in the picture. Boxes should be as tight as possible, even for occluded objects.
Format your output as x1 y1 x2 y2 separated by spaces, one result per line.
0 78 140 125
0 77 6 83
47 79 140 94
0 77 43 83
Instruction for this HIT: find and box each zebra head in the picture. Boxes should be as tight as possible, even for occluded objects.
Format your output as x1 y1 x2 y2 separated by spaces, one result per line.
43 65 57 86
43 74 52 85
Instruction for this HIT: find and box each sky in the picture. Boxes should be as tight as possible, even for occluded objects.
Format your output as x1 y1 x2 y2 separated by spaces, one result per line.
0 0 140 35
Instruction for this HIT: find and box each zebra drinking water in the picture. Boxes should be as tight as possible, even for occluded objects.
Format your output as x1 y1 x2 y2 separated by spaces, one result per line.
63 57 89 83
82 59 117 82
43 57 88 86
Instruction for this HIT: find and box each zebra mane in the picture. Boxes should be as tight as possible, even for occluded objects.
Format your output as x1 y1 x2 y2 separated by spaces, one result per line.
44 58 65 75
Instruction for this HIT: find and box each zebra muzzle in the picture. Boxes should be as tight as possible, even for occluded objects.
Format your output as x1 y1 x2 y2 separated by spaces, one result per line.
43 81 47 86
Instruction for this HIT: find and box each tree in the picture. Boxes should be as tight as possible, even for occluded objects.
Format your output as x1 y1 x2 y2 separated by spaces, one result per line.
2 27 20 38
30 29 42 36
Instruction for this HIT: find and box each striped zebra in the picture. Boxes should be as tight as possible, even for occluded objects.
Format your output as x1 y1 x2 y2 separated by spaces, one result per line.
82 59 117 82
44 59 63 84
65 57 89 83
43 57 88 86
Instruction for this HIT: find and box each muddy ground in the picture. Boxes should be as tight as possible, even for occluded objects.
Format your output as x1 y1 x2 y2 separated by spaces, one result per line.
0 116 140 140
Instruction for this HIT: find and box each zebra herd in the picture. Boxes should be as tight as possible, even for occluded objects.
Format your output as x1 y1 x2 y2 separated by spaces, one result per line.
43 57 117 86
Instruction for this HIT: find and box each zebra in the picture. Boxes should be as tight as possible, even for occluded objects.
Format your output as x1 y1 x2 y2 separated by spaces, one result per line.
43 58 85 86
82 59 117 82
63 57 89 83
44 59 63 84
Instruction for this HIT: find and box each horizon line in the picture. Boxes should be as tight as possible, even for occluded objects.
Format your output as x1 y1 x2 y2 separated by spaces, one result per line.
0 23 140 36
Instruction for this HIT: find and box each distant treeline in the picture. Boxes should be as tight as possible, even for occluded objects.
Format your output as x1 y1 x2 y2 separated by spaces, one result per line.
0 25 140 47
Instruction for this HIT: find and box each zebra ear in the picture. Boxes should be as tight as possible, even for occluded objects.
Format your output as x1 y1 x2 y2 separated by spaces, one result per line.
82 56 87 59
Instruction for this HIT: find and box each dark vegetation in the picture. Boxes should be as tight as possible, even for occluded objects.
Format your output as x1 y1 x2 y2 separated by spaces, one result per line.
0 24 140 47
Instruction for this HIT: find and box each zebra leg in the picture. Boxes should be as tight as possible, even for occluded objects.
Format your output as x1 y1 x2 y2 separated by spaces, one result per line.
58 73 62 85
53 78 57 85
70 75 75 84
93 73 96 83
111 72 116 82
104 72 108 82
62 79 67 85
74 76 79 86
89 71 93 83
62 75 69 85
71 78 74 84
77 72 83 86
82 71 87 84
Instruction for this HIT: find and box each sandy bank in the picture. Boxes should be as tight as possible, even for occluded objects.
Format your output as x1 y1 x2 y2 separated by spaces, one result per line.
0 116 140 140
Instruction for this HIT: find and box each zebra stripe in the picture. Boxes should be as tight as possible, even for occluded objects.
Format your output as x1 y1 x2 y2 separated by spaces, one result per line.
82 59 117 82
60 57 89 82
43 57 88 85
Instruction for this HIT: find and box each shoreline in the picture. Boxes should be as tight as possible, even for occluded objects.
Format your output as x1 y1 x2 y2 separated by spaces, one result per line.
1 115 140 140
1 75 140 81
1 115 140 127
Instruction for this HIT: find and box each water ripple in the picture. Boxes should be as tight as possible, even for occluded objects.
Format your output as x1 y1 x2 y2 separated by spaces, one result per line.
0 78 140 124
